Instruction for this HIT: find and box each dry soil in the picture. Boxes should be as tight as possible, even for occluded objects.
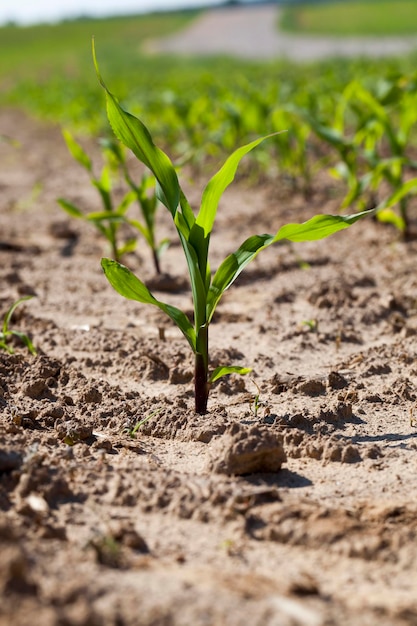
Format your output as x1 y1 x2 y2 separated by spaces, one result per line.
1 105 417 626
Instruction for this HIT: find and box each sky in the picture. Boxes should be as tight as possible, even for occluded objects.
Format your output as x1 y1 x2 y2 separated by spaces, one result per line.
0 0 222 26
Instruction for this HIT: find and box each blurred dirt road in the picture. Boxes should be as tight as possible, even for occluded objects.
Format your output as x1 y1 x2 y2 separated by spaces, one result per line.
144 5 417 61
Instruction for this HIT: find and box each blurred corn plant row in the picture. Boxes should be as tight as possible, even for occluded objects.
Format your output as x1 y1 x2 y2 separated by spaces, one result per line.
296 73 417 239
132 64 417 238
1 16 417 236
62 65 417 240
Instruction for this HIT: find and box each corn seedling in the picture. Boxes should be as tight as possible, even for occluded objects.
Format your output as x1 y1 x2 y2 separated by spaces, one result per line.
301 318 318 333
339 78 417 239
58 130 137 261
122 408 162 437
94 42 371 415
0 296 37 355
101 139 169 274
248 379 269 418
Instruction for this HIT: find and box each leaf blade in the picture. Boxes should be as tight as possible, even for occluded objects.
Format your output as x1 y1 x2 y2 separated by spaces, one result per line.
207 234 274 322
101 258 196 350
207 210 372 321
93 40 180 217
195 133 279 237
209 365 252 384
62 129 92 172
57 198 84 218
273 210 372 243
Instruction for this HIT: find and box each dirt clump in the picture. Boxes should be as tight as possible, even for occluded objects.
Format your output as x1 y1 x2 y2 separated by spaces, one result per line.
208 423 286 475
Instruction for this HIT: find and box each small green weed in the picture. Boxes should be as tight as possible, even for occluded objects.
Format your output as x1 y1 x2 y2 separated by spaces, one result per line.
248 379 270 418
0 296 37 355
301 319 318 333
122 408 162 437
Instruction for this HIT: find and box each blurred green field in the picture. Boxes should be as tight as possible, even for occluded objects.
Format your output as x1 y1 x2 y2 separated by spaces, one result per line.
0 11 197 76
0 11 204 133
1 9 417 235
281 0 417 36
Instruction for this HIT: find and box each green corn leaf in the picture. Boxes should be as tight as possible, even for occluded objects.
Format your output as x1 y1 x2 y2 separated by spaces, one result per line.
92 175 113 212
101 258 196 350
93 40 180 217
157 238 170 258
330 161 350 182
1 296 36 355
177 232 208 329
207 210 372 321
350 83 400 154
127 218 153 246
354 83 388 124
174 192 196 240
97 165 112 194
117 238 138 257
187 223 209 292
188 134 280 307
57 198 84 218
209 365 252 384
273 210 372 243
62 130 92 172
117 190 137 215
195 133 278 237
86 210 125 222
0 340 11 353
207 234 275 322
100 136 125 163
295 109 352 152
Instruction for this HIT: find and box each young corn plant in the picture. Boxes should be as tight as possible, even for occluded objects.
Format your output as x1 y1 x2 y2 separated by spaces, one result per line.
0 296 37 355
333 78 417 239
101 138 169 274
94 43 371 415
58 130 137 262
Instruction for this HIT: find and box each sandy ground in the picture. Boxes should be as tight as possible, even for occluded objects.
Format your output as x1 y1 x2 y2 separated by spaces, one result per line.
144 5 417 61
1 106 417 625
